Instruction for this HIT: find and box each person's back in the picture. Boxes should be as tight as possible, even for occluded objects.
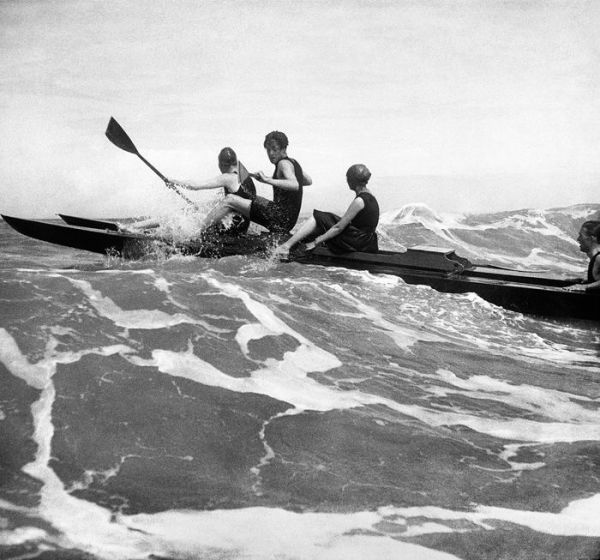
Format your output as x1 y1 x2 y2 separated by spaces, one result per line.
271 156 304 232
219 163 256 236
237 174 256 201
205 148 256 237
351 191 379 232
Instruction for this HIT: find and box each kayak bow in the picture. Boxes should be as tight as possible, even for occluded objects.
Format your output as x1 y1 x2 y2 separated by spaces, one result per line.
3 214 148 257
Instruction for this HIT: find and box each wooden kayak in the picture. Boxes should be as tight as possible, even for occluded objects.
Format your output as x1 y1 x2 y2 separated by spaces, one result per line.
2 214 597 321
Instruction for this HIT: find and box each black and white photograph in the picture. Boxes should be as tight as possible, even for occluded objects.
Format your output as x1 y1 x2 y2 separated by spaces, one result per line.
1 1 599 559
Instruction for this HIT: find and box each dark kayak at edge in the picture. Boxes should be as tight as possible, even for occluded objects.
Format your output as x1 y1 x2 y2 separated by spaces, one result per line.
2 214 598 322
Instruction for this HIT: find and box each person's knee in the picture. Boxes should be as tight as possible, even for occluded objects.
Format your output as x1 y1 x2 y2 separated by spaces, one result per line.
225 195 251 216
223 194 240 210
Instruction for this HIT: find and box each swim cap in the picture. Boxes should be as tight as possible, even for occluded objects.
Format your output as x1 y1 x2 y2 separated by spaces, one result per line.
263 131 289 149
218 147 237 167
346 164 371 187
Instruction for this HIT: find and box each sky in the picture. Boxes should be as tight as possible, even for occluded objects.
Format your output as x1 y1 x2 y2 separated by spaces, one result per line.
1 0 599 218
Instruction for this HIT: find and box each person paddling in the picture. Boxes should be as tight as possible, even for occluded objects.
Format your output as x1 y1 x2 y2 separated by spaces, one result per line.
564 220 600 292
200 131 312 235
131 147 255 235
166 147 255 236
274 164 379 259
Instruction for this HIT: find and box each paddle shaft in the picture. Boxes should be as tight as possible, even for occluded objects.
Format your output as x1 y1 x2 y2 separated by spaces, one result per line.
106 117 197 208
136 152 166 181
136 153 197 208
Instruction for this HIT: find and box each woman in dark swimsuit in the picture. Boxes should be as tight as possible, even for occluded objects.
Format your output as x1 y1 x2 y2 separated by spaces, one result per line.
565 220 600 292
193 132 312 236
275 163 379 259
166 147 256 236
130 147 255 236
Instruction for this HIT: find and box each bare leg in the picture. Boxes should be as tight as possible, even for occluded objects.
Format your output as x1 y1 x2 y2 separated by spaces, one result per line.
200 194 252 231
200 205 233 231
128 217 161 232
274 216 318 258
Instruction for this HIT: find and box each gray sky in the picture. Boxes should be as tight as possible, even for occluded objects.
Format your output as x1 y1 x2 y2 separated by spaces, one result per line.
1 0 599 217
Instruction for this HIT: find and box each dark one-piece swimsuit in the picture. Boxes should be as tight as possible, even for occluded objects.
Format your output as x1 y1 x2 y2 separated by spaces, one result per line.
206 173 256 237
312 191 379 253
587 252 600 283
249 157 304 234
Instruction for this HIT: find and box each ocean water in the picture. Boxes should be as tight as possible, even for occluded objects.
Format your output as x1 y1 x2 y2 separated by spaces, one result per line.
1 203 600 560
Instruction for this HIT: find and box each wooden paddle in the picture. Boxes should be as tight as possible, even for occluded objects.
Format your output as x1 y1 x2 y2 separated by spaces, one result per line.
105 117 197 208
238 160 251 183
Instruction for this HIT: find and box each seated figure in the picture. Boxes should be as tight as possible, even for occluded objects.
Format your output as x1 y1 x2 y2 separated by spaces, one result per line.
275 163 379 259
131 147 255 236
564 220 600 292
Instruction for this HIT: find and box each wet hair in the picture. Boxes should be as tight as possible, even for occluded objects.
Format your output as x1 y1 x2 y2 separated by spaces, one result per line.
218 147 237 167
263 131 288 150
346 163 371 188
580 220 600 242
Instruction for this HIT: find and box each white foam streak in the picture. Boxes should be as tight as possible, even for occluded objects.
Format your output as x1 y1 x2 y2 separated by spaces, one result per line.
117 280 599 443
140 344 600 444
427 295 599 366
379 493 600 537
2 318 599 556
122 507 463 560
0 526 49 545
119 491 600 558
66 278 222 331
143 348 355 412
236 323 274 356
327 282 446 350
390 404 600 444
0 329 51 389
2 330 472 559
0 330 156 558
499 444 543 471
434 369 599 423
208 277 312 341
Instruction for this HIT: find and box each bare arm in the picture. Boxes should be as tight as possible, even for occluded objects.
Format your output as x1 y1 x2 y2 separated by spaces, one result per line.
566 279 600 292
302 171 312 186
308 197 365 248
166 174 236 192
254 160 300 191
587 278 600 290
127 217 161 232
564 259 600 291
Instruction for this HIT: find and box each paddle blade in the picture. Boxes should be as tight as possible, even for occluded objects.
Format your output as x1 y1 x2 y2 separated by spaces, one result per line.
238 160 250 182
105 117 138 154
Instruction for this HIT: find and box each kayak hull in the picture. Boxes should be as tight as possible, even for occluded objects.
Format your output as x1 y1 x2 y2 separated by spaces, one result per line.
300 247 598 320
3 214 150 257
2 214 597 321
2 214 274 259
